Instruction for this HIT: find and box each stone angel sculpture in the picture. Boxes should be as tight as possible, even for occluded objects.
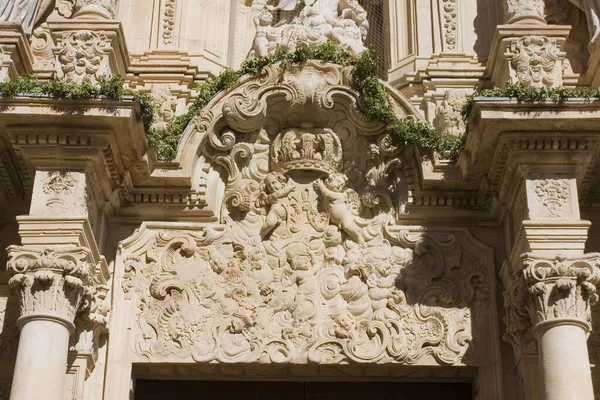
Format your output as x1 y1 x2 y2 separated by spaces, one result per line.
0 0 54 35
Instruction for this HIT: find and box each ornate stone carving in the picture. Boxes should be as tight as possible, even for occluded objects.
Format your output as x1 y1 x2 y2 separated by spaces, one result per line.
42 171 76 207
162 0 176 45
248 0 369 56
6 247 98 330
505 254 600 347
523 254 600 331
31 24 55 72
272 128 342 174
441 0 457 51
510 36 559 87
150 85 177 131
121 64 492 365
123 227 489 366
434 90 467 137
57 30 107 83
532 178 571 218
503 0 545 24
70 282 109 364
73 0 117 19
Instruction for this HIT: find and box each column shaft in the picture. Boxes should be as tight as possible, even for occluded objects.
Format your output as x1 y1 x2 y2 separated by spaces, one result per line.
538 324 594 400
9 319 71 400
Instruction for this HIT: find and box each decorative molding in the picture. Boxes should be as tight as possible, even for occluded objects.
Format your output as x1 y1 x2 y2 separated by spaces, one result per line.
57 30 108 83
441 0 458 51
162 0 177 45
509 36 559 87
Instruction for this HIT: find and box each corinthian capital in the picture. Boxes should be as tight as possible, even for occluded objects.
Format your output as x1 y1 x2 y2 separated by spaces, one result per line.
522 253 600 333
6 246 97 332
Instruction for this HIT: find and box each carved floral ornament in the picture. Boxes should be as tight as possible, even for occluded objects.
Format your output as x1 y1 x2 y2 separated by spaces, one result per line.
118 61 493 367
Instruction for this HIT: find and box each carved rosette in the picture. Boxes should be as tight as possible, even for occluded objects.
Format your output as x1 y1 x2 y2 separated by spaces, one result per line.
503 0 545 24
6 247 97 331
510 36 559 87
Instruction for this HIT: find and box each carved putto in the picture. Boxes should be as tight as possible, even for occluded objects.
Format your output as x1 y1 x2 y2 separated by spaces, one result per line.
248 0 369 56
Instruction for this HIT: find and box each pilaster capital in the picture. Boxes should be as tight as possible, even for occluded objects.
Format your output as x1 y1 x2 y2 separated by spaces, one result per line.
6 246 108 333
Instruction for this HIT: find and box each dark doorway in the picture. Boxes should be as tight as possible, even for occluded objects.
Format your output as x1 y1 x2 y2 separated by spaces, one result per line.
134 380 473 400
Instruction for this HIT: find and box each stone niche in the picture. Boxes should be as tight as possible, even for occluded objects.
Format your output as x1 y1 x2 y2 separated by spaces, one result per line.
106 61 501 399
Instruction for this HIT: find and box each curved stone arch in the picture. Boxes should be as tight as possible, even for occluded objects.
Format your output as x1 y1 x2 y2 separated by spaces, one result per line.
170 61 423 219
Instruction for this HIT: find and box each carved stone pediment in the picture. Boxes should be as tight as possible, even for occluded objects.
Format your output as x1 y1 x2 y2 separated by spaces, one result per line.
113 61 495 371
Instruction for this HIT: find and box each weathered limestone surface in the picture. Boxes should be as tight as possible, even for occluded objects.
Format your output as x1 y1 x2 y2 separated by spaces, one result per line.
1 1 600 400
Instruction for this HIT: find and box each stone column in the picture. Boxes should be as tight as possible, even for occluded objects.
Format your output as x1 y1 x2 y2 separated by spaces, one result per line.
6 247 95 400
4 169 108 400
503 174 600 400
522 253 599 400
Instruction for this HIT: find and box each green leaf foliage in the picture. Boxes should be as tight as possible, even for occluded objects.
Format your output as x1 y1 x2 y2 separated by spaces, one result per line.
0 43 465 161
460 82 600 154
0 75 156 136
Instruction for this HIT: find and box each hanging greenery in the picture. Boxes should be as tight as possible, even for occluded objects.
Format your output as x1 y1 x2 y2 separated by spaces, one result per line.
0 75 156 136
460 82 600 151
0 43 464 161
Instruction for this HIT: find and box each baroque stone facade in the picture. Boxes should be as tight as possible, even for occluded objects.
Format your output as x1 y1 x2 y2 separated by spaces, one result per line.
2 1 600 400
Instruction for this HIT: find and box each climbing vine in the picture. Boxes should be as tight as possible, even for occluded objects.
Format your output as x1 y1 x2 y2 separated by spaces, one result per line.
0 43 463 161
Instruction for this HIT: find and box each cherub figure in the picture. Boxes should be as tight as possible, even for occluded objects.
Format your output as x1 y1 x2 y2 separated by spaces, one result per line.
315 173 365 247
259 172 294 237
250 8 277 57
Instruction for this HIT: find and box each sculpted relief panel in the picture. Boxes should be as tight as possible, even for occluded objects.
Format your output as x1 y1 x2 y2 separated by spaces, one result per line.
116 62 495 368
